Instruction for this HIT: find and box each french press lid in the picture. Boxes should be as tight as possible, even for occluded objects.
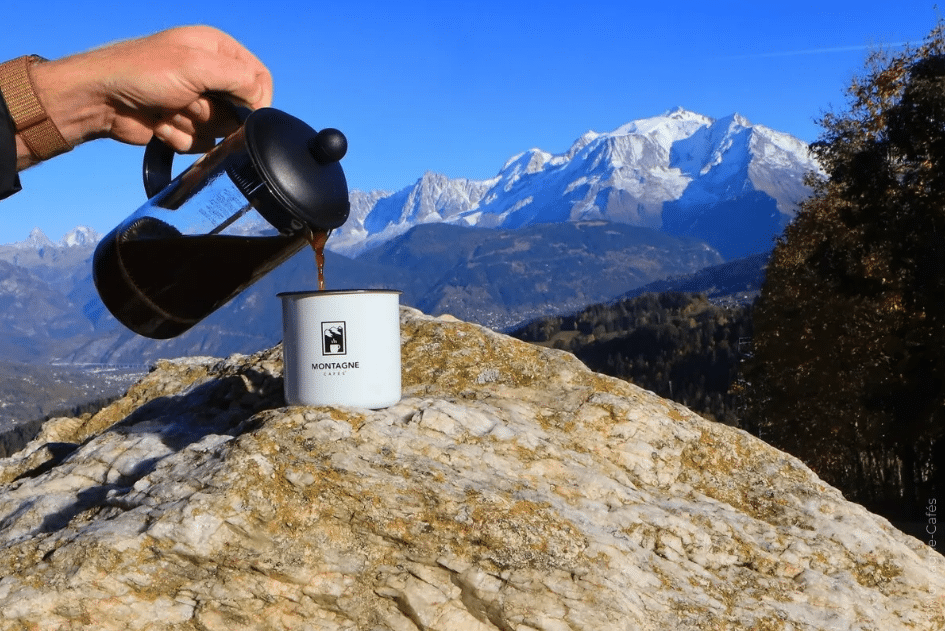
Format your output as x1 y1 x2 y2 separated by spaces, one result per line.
143 107 350 235
241 108 350 233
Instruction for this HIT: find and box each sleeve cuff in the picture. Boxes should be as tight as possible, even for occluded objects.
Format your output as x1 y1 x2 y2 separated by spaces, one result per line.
0 90 23 200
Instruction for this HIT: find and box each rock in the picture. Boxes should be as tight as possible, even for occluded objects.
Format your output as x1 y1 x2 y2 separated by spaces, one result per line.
0 307 941 630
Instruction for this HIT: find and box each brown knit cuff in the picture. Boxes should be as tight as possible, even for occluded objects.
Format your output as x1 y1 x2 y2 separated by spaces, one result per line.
0 55 71 161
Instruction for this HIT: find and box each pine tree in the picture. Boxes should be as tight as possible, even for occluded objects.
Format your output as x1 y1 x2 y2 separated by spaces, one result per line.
745 24 945 521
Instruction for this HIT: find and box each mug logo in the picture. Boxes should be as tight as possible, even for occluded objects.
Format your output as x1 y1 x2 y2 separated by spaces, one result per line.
321 321 347 356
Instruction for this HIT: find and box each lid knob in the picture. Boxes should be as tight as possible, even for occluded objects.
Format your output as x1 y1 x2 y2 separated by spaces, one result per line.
310 128 348 165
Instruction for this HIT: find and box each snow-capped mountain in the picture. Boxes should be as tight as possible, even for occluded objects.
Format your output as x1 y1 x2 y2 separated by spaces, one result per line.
330 108 822 259
58 226 101 248
10 228 55 250
339 175 496 255
0 226 102 285
5 226 101 251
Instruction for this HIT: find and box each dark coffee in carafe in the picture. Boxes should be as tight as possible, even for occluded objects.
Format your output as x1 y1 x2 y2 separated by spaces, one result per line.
92 108 349 339
93 218 305 339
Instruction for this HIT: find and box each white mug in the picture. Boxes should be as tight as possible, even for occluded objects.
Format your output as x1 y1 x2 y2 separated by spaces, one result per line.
279 290 402 408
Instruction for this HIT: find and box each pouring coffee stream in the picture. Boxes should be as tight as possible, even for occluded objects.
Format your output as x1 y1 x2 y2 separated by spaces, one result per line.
309 229 330 292
92 107 350 339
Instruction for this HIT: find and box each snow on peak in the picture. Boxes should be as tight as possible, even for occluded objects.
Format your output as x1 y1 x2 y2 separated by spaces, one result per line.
14 228 54 249
614 108 712 135
59 226 101 248
714 112 752 131
501 149 555 176
609 109 715 154
664 106 714 123
565 131 602 159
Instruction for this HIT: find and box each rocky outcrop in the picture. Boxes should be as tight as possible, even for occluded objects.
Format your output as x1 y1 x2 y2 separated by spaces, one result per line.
0 308 941 630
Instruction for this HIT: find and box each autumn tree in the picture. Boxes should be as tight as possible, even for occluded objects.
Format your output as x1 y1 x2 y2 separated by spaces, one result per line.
745 25 945 522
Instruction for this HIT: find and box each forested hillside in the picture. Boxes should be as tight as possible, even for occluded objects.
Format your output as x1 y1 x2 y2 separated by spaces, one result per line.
511 292 752 425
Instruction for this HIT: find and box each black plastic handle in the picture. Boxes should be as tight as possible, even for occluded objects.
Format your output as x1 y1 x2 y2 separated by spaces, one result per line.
142 102 252 199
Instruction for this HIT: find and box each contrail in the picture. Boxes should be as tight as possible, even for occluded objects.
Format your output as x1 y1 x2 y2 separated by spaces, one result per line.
719 42 913 60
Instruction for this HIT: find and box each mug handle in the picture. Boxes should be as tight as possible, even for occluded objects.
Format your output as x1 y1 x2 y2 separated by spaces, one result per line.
142 100 252 199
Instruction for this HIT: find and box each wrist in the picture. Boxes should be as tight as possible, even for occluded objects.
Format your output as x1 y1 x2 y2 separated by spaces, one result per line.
28 55 111 147
0 56 74 167
3 53 114 169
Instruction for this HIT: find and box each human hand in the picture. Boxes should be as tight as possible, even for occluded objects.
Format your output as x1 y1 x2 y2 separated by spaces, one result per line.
19 25 273 167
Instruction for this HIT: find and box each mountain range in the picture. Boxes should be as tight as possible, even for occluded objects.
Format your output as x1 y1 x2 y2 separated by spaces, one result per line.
0 108 819 367
331 107 821 259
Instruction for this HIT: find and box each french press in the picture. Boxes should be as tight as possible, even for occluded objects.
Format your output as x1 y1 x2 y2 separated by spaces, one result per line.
92 107 349 339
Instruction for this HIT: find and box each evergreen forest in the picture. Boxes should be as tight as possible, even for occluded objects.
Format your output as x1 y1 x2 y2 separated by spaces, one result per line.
510 292 753 426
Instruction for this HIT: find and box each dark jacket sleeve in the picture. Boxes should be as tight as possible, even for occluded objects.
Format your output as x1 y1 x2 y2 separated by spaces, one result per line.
0 92 22 200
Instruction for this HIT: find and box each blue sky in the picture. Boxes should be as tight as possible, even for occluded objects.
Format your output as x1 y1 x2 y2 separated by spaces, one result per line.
0 0 938 245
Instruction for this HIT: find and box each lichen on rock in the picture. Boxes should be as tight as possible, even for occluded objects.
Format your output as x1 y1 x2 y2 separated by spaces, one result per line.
0 307 941 630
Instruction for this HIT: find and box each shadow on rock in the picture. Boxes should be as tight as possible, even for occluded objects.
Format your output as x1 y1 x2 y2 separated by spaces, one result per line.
0 355 287 541
110 369 286 450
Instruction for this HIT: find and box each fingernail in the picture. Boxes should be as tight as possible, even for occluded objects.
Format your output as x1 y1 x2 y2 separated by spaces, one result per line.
186 100 207 119
153 123 174 142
